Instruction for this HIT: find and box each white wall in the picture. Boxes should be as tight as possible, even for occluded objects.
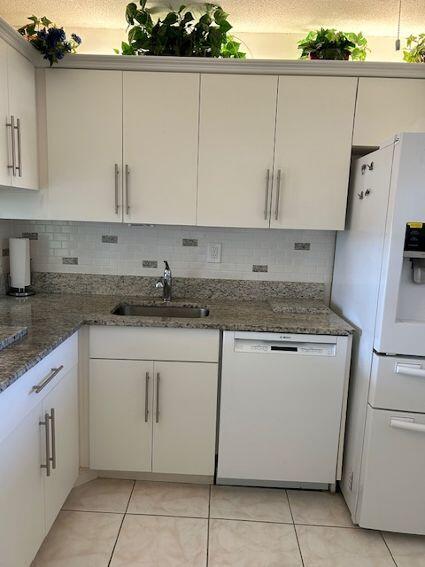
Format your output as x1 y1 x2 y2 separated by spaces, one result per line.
12 220 336 286
71 26 405 62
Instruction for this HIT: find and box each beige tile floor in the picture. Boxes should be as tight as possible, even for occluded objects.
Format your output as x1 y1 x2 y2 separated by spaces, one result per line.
31 479 425 566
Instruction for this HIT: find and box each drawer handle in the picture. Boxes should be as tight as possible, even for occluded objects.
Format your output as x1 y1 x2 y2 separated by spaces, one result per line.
390 418 425 434
395 363 425 379
31 365 64 394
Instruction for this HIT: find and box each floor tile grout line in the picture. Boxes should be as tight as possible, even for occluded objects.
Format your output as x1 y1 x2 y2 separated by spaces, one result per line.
206 484 212 567
380 531 399 567
107 480 136 567
287 490 305 567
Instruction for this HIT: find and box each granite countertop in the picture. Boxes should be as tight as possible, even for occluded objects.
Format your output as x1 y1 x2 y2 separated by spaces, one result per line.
0 325 28 352
0 293 353 393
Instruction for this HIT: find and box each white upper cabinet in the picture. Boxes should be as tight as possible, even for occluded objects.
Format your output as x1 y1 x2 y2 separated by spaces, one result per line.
45 69 123 221
353 78 425 147
0 38 38 190
0 39 10 187
197 74 278 228
123 72 199 225
271 76 357 230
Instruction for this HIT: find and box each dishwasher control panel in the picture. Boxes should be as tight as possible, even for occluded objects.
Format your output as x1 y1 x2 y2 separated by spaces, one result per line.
234 339 336 356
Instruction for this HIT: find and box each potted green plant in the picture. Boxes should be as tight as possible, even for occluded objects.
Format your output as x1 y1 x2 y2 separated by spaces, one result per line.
403 34 425 62
117 1 245 58
298 28 368 61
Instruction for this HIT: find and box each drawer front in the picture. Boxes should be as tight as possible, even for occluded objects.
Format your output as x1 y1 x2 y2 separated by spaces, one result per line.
0 332 79 444
89 326 220 362
369 353 425 413
358 406 425 534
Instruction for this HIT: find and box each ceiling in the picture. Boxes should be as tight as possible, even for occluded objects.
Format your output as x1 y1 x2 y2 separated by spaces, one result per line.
0 0 424 36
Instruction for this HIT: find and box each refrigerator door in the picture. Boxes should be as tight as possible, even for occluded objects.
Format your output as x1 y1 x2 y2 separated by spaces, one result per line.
374 133 425 356
369 353 425 413
357 405 425 534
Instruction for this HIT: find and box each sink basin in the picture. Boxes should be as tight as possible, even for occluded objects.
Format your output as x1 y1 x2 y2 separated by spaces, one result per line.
112 303 210 318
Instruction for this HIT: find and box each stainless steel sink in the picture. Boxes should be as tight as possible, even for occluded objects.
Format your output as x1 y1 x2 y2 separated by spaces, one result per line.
112 303 210 318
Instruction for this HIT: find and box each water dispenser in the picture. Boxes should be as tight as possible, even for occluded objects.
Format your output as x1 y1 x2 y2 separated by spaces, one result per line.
404 222 425 284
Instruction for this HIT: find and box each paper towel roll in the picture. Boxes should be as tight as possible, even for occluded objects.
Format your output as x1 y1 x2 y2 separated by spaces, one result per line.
9 238 31 289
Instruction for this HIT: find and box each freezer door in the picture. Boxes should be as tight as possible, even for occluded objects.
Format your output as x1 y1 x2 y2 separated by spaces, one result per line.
357 405 425 534
369 353 425 413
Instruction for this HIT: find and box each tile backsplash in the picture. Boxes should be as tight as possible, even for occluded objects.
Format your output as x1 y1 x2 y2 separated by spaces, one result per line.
0 220 12 294
10 220 336 289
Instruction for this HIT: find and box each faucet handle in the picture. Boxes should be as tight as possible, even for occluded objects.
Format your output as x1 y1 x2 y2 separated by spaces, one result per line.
164 260 170 271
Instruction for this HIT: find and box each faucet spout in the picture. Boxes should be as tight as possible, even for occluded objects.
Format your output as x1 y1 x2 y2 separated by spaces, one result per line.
156 260 172 302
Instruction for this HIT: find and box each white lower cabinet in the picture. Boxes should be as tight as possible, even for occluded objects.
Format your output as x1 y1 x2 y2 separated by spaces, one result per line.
43 365 79 532
0 333 79 567
153 362 218 476
0 404 45 567
88 327 219 477
89 359 153 471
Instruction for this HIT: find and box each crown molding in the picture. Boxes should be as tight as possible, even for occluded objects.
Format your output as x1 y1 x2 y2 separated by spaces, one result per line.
1 16 425 79
0 16 40 65
49 54 425 79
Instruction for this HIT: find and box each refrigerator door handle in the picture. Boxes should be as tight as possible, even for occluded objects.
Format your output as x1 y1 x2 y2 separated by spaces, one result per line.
390 417 425 434
395 363 425 379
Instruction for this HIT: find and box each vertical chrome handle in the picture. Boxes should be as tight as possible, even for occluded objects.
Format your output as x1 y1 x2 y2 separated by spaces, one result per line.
156 372 160 423
50 408 56 470
264 169 270 220
125 164 130 215
145 372 150 423
40 412 51 477
274 169 282 221
114 164 120 215
15 118 22 177
6 115 16 175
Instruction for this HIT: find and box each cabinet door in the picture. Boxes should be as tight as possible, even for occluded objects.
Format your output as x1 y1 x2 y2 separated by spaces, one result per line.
43 365 79 532
7 46 38 190
0 39 11 187
45 69 122 221
90 359 153 471
197 74 277 228
123 72 199 225
271 76 357 230
153 361 218 476
0 403 45 567
353 78 425 147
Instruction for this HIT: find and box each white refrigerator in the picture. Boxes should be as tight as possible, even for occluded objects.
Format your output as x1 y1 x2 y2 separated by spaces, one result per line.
332 132 425 534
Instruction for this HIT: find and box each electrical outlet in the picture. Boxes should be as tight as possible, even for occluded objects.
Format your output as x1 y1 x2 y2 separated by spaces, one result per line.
207 243 222 263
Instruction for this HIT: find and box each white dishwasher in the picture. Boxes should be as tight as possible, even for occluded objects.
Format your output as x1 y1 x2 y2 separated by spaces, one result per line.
217 331 351 488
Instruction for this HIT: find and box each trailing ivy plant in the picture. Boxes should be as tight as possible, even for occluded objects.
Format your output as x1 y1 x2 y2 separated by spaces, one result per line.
117 1 245 58
18 15 81 66
403 34 425 63
298 28 368 61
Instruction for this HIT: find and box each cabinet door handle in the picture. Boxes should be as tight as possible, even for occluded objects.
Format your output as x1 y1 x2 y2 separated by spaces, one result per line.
6 115 16 175
145 372 150 423
15 118 22 177
50 408 56 470
274 169 282 221
390 418 425 434
125 164 130 215
264 169 270 220
31 365 64 394
40 412 51 477
156 372 160 423
114 164 120 215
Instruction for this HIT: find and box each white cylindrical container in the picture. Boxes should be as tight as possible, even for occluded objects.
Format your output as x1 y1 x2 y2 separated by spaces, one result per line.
8 238 34 295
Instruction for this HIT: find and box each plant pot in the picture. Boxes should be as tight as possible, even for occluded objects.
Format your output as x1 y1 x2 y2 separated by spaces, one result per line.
309 51 350 61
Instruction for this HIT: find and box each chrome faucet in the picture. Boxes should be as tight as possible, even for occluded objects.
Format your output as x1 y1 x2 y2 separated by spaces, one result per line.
156 260 172 302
